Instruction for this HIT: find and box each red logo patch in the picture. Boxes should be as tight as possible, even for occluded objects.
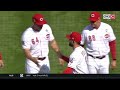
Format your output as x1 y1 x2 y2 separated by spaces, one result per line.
46 34 50 39
105 34 109 38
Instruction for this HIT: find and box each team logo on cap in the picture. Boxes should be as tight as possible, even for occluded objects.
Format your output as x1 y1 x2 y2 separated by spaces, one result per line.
40 18 43 21
71 37 74 40
91 14 95 17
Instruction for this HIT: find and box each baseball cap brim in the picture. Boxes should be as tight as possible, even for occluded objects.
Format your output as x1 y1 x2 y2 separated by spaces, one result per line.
35 19 47 25
89 18 98 22
66 34 71 40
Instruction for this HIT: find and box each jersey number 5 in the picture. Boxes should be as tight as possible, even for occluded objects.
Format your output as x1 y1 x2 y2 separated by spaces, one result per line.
31 37 39 44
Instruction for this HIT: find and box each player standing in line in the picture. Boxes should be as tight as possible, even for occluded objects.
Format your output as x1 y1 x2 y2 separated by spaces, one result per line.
61 32 89 74
0 53 4 68
21 13 64 74
80 11 117 74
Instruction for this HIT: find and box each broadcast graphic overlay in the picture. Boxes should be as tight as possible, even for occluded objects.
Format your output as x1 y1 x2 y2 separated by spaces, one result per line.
0 11 119 79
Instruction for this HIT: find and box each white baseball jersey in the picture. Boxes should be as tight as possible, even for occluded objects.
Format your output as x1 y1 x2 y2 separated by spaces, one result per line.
81 22 116 56
68 46 89 74
21 24 54 74
22 24 54 57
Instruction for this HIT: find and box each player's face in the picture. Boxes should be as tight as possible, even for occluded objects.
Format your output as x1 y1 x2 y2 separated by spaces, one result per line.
90 21 97 28
34 24 43 31
90 19 101 29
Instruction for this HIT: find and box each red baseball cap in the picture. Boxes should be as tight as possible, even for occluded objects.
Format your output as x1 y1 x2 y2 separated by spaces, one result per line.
32 13 47 25
66 32 81 43
89 11 101 21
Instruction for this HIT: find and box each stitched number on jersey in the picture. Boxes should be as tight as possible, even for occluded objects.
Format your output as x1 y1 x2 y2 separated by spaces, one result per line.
31 37 39 44
88 35 96 41
36 37 39 43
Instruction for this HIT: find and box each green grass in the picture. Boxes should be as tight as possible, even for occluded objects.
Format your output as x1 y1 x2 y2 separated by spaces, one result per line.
0 11 119 74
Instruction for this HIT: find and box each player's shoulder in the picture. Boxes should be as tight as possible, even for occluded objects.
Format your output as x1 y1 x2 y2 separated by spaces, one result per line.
78 46 86 52
43 24 52 31
101 22 112 27
81 47 87 54
22 27 33 36
82 24 92 33
43 24 51 29
73 46 84 55
101 22 113 31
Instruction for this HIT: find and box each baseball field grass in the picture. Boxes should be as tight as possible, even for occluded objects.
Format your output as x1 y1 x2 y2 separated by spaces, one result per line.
0 11 119 74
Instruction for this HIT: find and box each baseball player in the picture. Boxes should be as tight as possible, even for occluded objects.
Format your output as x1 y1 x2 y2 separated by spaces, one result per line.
80 11 117 74
61 32 89 74
21 13 64 74
0 53 4 68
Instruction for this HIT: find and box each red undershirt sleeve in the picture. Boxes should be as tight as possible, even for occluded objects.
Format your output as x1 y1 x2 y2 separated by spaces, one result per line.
0 52 2 60
109 40 116 60
61 55 69 63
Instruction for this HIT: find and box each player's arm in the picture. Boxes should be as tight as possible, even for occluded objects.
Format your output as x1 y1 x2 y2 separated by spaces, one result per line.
109 40 116 60
50 39 69 63
23 48 39 67
61 55 69 63
109 40 117 69
0 53 4 68
50 39 61 57
50 39 65 65
48 25 63 58
21 33 40 67
80 30 86 47
108 26 117 69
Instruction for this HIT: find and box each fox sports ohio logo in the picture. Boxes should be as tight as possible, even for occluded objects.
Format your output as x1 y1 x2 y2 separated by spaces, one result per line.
103 14 115 20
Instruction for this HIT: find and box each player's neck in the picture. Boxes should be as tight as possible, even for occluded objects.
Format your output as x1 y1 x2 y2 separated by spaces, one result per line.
95 22 101 29
32 25 42 32
74 44 80 49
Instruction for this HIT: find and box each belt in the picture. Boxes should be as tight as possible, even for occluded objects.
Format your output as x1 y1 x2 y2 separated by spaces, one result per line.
88 54 106 59
38 57 46 61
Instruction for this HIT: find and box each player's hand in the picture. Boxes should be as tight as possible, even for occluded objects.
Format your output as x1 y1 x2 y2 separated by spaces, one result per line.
33 57 40 67
111 60 117 70
59 58 65 66
0 60 4 68
36 62 40 67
